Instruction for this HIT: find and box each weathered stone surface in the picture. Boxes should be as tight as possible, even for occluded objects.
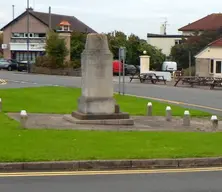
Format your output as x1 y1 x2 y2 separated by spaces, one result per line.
132 159 179 169
178 157 222 168
64 114 134 125
78 160 132 170
50 161 79 171
78 33 115 114
23 162 52 170
0 163 23 171
1 157 222 172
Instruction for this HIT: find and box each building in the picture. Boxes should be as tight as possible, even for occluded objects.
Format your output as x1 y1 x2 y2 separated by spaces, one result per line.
179 13 222 36
147 33 186 56
147 23 189 56
195 38 222 77
0 8 96 61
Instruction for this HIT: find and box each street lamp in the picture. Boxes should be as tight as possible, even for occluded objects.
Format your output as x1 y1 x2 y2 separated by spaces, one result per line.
26 0 30 73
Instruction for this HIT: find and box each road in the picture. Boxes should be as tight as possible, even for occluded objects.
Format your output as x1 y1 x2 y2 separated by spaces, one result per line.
0 168 222 192
0 71 221 114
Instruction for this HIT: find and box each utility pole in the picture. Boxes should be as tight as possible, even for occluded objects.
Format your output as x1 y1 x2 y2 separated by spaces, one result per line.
26 0 30 73
189 51 191 76
12 5 15 19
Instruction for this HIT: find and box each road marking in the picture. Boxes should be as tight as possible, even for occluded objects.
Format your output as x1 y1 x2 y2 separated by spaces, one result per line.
118 93 222 112
0 167 222 177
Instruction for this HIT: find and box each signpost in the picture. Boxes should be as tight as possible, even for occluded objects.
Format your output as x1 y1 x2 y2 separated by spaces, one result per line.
118 47 126 95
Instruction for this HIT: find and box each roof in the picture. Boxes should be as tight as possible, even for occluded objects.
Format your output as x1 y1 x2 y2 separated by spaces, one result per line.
179 13 222 31
0 9 96 33
208 38 222 47
195 38 222 58
147 33 189 38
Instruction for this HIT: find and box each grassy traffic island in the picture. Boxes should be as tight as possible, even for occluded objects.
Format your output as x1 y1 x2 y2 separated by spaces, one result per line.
0 86 222 162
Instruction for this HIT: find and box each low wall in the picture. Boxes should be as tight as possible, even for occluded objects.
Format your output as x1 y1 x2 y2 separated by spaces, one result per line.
30 66 81 76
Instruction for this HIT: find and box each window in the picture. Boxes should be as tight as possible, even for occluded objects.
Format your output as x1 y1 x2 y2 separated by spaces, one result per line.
216 61 222 73
29 33 33 38
63 25 69 31
210 59 214 73
12 33 24 38
175 40 182 45
39 33 46 38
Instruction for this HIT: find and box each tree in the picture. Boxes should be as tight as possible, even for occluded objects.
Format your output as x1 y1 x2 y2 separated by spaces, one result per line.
170 31 222 69
107 31 166 69
107 31 127 59
70 31 87 61
45 31 68 68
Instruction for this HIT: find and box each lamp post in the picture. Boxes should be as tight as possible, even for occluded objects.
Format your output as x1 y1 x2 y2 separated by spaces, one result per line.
26 0 30 73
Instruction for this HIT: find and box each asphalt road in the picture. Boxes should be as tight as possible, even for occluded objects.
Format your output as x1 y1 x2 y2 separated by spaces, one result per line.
0 71 222 114
0 170 222 192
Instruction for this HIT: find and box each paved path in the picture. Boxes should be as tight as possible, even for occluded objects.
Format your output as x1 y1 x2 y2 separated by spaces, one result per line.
0 169 222 192
0 71 221 114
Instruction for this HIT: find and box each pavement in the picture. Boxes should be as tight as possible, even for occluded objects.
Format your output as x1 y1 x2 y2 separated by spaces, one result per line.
0 168 222 191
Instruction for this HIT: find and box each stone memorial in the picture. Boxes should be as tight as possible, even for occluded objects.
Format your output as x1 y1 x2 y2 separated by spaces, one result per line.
69 33 134 125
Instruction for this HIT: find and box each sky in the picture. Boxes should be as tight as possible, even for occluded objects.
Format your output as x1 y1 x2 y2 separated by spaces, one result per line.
0 0 222 39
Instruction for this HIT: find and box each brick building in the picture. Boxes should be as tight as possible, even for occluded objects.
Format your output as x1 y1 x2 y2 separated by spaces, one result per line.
0 8 96 61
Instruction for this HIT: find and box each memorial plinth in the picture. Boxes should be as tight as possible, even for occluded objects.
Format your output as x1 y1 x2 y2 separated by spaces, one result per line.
70 33 133 125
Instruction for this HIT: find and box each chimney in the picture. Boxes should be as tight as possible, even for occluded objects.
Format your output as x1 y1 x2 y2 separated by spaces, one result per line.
49 6 52 30
160 24 165 35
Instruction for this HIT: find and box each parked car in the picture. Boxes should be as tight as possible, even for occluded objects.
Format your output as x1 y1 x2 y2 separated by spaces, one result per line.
0 58 18 71
17 60 35 71
124 64 137 75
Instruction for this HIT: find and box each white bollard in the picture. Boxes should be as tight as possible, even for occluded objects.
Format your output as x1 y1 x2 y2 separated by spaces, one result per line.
20 110 28 128
147 102 152 116
0 98 2 112
183 110 190 126
211 115 218 131
166 106 172 121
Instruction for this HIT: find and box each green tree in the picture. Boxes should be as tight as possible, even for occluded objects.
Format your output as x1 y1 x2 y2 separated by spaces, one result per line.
107 31 166 68
45 31 68 68
107 31 127 59
70 31 87 61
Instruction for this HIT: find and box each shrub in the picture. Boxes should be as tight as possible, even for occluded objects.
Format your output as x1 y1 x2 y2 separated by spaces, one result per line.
184 66 196 76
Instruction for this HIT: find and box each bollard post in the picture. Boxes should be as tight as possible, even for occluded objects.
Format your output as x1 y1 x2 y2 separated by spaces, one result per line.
183 110 190 126
166 106 172 121
0 98 2 112
147 102 152 116
211 115 218 131
20 110 28 128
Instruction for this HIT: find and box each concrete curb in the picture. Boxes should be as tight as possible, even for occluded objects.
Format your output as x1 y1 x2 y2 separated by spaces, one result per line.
0 157 222 172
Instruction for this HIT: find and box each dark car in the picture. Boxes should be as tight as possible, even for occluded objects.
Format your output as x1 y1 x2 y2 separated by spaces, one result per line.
124 64 137 75
17 60 35 71
0 59 18 71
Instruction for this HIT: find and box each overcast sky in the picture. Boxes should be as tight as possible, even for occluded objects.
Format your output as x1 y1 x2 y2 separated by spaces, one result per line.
0 0 222 38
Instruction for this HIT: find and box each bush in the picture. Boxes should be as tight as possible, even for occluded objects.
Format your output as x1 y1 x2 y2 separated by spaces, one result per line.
183 66 196 76
35 56 81 69
45 31 68 68
35 56 60 69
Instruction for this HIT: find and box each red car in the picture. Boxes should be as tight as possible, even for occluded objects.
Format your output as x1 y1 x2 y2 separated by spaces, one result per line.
113 60 123 75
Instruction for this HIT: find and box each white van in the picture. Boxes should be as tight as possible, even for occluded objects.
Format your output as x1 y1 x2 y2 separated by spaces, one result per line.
162 61 177 72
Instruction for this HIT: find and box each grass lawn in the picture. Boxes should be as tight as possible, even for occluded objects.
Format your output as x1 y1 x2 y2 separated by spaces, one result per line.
0 86 210 116
1 112 222 162
0 86 217 162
